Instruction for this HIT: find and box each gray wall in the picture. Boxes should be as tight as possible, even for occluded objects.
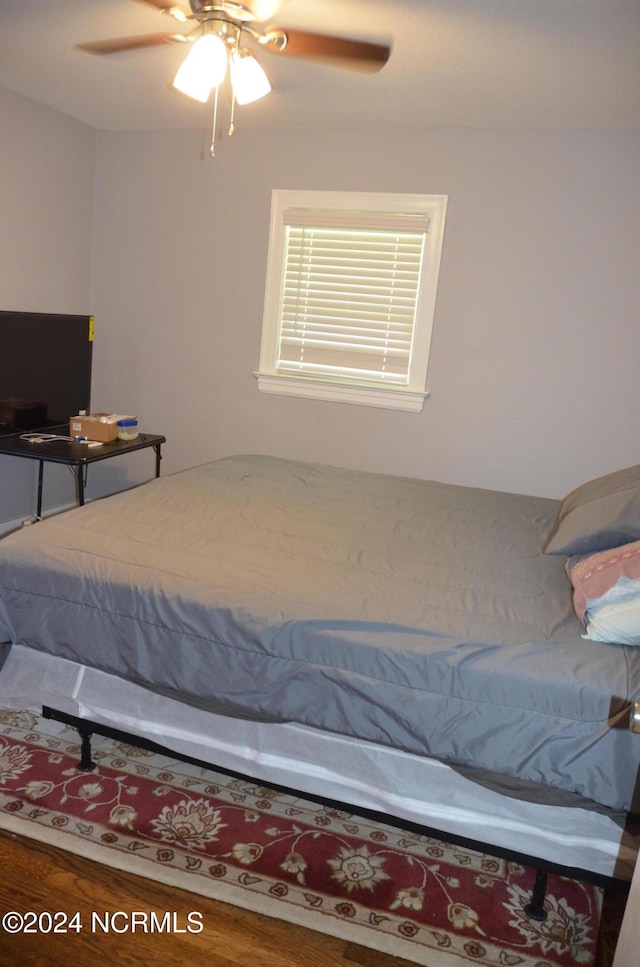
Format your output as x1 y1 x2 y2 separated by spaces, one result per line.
0 88 96 524
90 125 640 499
2 86 639 520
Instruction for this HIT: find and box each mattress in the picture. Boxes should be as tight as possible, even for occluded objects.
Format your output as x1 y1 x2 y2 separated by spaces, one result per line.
0 454 638 812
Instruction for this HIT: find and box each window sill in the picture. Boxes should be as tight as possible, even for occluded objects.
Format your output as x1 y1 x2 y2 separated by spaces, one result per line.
254 373 428 412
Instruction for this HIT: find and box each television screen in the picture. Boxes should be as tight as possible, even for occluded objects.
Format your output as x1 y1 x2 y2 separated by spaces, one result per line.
0 310 93 435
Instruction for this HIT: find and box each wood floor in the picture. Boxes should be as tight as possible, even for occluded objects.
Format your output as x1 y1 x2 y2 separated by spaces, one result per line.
0 829 417 967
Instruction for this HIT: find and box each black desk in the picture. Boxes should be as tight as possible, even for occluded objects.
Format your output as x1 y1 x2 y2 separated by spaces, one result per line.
0 428 166 518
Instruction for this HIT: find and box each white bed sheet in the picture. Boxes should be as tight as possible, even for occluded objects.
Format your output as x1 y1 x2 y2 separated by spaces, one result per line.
0 644 635 881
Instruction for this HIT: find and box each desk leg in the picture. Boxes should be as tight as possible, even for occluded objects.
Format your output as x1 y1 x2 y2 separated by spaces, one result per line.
154 443 163 478
76 467 85 506
36 460 44 519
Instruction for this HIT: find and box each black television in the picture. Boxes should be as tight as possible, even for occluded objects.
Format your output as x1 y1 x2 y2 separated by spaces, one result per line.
0 310 93 436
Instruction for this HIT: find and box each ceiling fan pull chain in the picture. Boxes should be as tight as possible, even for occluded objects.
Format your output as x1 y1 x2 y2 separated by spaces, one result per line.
209 85 219 157
229 90 236 137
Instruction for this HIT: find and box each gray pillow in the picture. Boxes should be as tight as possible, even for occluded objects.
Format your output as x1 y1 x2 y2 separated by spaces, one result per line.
544 464 640 555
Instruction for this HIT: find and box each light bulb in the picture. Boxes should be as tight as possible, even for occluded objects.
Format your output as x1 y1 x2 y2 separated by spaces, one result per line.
173 34 228 103
230 48 271 105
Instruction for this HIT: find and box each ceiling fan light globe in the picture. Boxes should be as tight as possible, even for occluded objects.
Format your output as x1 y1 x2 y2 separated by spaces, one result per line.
172 33 228 103
230 49 271 104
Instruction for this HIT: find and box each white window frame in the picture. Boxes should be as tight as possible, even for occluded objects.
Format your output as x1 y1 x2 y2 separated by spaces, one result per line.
255 190 447 413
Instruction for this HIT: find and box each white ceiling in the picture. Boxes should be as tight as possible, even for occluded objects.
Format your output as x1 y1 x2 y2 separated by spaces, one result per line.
0 0 638 132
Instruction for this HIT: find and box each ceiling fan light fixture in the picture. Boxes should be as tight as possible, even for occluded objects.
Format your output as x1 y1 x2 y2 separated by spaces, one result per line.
230 47 271 104
74 2 391 158
172 33 228 103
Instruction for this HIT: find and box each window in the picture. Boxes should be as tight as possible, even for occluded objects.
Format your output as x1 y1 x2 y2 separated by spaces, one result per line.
255 190 448 412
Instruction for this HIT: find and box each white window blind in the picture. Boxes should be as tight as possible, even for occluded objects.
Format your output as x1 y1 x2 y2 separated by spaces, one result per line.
278 209 430 386
256 191 448 412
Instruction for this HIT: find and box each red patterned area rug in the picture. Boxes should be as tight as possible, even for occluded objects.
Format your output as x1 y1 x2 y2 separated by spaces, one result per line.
0 709 617 966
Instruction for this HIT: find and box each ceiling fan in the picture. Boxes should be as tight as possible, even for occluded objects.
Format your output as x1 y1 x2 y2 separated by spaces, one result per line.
76 0 390 72
76 1 390 155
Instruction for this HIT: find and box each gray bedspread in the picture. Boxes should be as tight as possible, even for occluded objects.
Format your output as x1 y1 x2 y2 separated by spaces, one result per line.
0 454 638 812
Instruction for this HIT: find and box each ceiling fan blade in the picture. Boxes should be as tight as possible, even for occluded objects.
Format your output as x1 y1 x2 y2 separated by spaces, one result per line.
75 33 189 55
261 27 390 73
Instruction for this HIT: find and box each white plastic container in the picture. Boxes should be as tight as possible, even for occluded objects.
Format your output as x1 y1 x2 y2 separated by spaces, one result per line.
116 418 139 441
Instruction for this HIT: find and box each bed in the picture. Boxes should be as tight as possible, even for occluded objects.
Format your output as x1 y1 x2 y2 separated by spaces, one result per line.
1 453 639 889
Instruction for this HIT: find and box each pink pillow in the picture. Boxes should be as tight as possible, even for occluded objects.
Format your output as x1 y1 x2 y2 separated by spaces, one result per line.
566 540 640 625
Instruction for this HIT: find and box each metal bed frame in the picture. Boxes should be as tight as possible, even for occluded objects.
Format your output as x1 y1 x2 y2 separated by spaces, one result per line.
41 702 640 923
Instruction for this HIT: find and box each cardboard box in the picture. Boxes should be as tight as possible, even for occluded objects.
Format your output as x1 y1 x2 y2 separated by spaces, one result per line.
69 414 119 443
